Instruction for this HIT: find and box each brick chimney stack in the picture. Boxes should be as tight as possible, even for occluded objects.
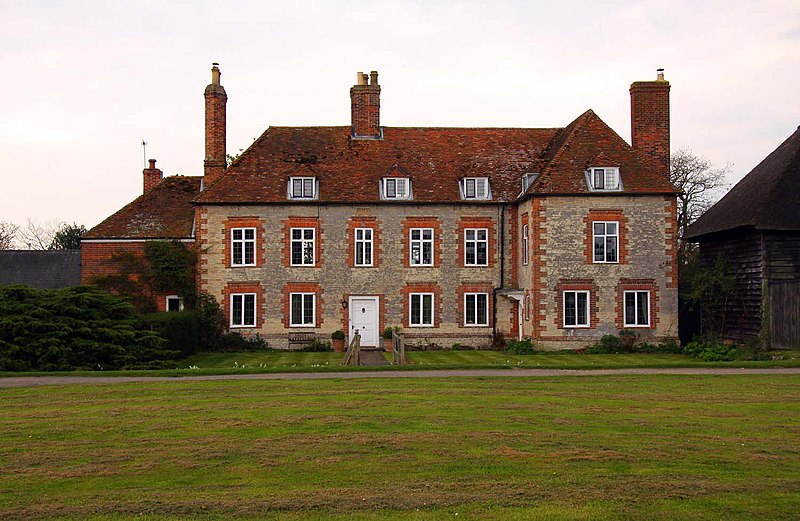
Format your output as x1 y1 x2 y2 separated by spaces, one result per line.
143 158 162 194
350 70 381 139
630 68 670 179
204 63 227 187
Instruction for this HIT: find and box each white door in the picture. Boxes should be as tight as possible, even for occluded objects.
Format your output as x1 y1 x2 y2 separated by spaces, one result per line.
350 297 379 347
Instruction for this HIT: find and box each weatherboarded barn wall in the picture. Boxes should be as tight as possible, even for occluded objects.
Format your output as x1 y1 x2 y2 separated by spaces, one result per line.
764 232 800 348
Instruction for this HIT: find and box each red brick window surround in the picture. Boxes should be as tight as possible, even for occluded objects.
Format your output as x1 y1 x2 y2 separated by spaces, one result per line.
282 283 323 328
223 282 264 329
616 279 659 330
282 217 322 268
402 217 442 268
555 279 599 330
347 216 382 268
402 283 442 328
457 217 497 268
224 217 265 268
457 283 494 328
584 210 628 264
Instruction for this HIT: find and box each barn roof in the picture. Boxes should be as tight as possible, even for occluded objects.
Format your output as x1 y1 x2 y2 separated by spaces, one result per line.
686 126 800 239
0 250 82 289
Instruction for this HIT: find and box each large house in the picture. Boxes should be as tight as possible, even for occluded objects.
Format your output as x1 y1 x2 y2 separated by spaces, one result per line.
82 65 679 349
685 127 800 348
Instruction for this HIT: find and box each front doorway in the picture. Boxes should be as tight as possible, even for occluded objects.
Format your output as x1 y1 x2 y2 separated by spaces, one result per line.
349 296 379 347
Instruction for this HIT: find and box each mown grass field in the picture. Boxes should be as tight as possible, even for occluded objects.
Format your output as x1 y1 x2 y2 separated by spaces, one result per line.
1 374 799 520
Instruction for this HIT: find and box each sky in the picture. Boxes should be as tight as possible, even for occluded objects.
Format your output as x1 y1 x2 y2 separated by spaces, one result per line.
1 0 798 234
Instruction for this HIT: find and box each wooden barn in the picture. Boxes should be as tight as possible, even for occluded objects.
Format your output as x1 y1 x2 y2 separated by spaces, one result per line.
685 127 800 348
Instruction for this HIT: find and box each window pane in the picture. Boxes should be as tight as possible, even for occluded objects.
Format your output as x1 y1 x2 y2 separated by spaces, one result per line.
364 229 372 240
477 229 487 241
605 170 616 189
606 237 617 262
167 298 181 312
466 179 476 198
233 229 242 241
411 294 420 324
637 292 649 325
593 223 604 235
422 242 432 265
411 242 421 264
606 222 617 234
386 179 396 198
564 293 576 326
476 178 487 198
466 229 475 240
291 294 302 324
232 295 242 326
477 294 487 325
292 179 302 196
577 293 588 326
466 242 475 264
363 243 371 265
411 229 420 240
422 295 432 325
292 229 301 240
303 229 314 240
466 294 475 324
233 242 243 265
303 178 313 197
303 242 314 264
625 292 636 325
397 180 407 197
303 295 314 324
594 169 604 189
477 242 487 265
422 229 432 240
244 295 255 326
356 243 364 265
594 237 604 261
291 242 302 264
244 241 254 265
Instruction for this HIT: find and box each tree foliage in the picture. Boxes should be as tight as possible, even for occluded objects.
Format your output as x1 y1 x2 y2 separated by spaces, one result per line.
0 285 175 371
49 223 87 250
670 148 730 262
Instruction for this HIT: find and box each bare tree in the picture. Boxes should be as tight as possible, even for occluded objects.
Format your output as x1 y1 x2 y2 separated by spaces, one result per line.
19 219 65 250
670 147 730 262
0 221 19 249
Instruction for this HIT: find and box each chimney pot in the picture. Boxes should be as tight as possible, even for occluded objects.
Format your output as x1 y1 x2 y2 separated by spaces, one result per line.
148 159 156 169
369 70 379 86
211 63 221 85
656 68 665 81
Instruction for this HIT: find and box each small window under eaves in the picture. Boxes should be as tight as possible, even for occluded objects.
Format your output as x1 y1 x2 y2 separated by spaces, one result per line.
461 177 491 200
587 167 622 191
288 177 318 200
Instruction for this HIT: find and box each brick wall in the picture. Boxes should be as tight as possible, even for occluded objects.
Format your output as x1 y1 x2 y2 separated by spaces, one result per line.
630 79 670 180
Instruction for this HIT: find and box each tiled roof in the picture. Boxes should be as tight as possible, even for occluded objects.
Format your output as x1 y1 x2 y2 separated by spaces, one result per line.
197 115 676 205
0 250 81 289
527 110 677 195
686 126 800 239
84 176 201 239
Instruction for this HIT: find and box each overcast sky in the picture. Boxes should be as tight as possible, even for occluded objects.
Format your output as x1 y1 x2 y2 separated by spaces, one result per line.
1 0 798 233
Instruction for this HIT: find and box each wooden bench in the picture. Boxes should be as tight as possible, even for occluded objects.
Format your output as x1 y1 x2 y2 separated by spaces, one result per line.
287 332 317 350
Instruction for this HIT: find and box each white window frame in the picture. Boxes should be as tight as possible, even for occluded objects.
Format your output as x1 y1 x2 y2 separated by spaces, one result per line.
524 294 531 321
290 227 315 266
289 292 316 327
165 295 184 312
409 292 434 327
464 228 488 266
409 227 434 266
563 290 590 328
464 292 489 327
592 221 619 263
354 227 374 267
230 293 257 328
287 177 317 200
624 290 651 327
382 177 411 200
588 167 621 191
522 223 529 265
231 227 256 267
461 177 491 200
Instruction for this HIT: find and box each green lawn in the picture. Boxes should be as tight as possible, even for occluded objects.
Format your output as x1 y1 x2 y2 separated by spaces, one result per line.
1 375 799 520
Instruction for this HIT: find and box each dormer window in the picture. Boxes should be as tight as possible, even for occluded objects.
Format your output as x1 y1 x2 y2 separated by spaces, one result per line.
461 177 491 200
382 177 411 200
588 167 621 191
288 177 317 200
521 173 539 193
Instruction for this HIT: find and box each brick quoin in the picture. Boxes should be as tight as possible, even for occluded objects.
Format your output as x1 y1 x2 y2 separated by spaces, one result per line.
196 206 209 289
456 217 497 268
615 278 660 330
508 205 519 286
530 199 547 337
223 217 265 267
554 279 599 330
402 282 442 328
456 283 494 328
664 196 678 289
583 209 629 264
401 217 442 268
281 217 323 268
346 216 382 268
282 282 324 329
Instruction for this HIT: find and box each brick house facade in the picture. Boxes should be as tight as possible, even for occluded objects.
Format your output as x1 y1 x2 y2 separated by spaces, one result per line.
83 65 679 349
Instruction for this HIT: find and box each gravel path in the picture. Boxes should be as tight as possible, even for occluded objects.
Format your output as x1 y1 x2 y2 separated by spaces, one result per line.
1 367 798 388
